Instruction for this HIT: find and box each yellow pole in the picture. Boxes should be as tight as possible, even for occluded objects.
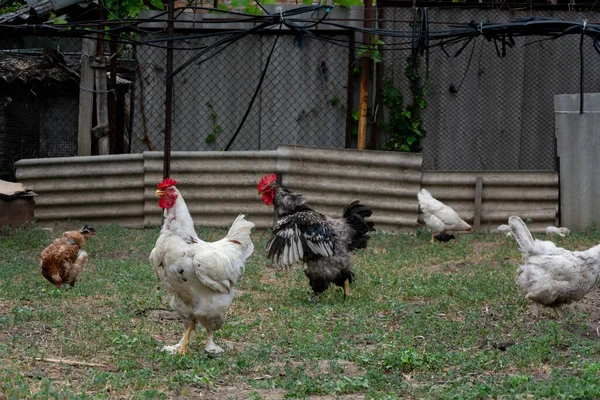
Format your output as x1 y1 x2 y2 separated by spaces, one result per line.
357 0 373 150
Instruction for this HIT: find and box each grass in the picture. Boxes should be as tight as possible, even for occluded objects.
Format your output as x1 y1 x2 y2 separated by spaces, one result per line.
1 223 600 399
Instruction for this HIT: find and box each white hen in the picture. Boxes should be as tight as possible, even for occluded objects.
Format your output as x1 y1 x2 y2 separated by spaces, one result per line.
418 189 472 244
545 226 571 238
509 216 600 317
149 178 254 355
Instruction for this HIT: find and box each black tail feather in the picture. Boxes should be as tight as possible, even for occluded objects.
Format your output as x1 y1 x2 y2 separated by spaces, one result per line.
343 200 375 251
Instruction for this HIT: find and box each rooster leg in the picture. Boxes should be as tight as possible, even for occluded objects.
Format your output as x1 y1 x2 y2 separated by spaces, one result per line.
177 321 196 355
204 331 224 356
343 280 351 300
429 232 435 244
309 292 320 302
161 321 195 355
553 307 563 319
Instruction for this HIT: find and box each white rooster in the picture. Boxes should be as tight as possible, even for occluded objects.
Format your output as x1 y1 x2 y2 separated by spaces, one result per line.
417 189 472 244
150 178 255 355
509 216 600 318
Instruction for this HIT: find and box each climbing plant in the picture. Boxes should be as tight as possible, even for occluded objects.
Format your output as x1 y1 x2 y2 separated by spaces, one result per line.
205 101 223 145
381 57 428 152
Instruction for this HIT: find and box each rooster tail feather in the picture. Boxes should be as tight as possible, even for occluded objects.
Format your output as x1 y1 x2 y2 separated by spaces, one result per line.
343 201 375 251
226 214 255 260
508 216 535 255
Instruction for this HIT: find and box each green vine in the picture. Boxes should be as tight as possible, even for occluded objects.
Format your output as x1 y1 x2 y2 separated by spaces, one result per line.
205 101 223 145
381 57 428 152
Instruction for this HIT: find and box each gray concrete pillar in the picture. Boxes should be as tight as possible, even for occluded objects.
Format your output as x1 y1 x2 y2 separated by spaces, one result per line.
554 93 600 231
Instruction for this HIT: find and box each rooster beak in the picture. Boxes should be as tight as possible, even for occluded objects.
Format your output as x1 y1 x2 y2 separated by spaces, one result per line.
155 190 164 197
258 191 263 196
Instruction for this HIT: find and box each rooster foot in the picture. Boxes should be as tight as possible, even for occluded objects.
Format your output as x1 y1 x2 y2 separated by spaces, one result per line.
204 344 224 357
205 331 224 357
552 307 563 319
62 284 74 290
309 292 320 303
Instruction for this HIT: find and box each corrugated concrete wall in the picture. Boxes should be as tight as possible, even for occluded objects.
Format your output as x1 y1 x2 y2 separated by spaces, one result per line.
420 171 559 233
15 151 559 233
143 151 277 229
276 145 423 232
554 93 600 231
15 154 145 228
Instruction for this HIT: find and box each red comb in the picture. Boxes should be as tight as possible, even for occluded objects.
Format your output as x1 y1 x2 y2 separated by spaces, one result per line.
257 174 277 192
158 178 177 190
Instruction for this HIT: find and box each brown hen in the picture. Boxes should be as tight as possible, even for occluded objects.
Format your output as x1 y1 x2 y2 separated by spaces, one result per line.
40 226 95 288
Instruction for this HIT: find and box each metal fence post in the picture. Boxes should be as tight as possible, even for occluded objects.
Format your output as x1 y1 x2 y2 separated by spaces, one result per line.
345 32 355 149
164 0 175 179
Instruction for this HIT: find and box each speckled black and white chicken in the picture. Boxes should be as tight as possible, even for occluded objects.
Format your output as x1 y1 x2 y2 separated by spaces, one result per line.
509 215 600 317
257 174 374 301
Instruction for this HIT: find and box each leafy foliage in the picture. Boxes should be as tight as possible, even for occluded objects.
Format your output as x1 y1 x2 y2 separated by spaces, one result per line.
104 0 163 19
0 0 22 15
334 0 364 8
381 57 428 152
356 38 385 64
205 101 223 145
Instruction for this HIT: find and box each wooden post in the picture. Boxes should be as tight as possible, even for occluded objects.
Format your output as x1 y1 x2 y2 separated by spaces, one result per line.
92 56 110 155
357 0 373 150
77 38 96 156
109 39 119 153
474 176 483 231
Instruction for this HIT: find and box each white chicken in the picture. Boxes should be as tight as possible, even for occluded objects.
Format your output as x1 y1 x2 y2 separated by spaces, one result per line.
417 188 472 244
509 216 600 318
545 226 571 238
497 224 513 237
149 178 255 355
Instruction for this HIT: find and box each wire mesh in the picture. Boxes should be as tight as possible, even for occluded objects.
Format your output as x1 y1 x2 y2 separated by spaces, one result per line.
3 6 599 181
379 7 600 171
132 31 351 153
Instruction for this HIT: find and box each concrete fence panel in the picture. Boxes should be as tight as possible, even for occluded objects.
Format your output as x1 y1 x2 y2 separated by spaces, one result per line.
143 151 277 229
555 93 600 231
276 145 424 232
15 154 144 228
15 151 558 233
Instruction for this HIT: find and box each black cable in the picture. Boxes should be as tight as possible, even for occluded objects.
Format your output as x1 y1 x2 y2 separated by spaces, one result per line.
451 36 477 94
166 20 276 78
224 23 282 151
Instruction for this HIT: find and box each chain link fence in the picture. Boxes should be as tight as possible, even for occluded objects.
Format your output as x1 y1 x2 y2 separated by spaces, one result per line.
132 31 352 153
3 7 599 181
379 7 600 171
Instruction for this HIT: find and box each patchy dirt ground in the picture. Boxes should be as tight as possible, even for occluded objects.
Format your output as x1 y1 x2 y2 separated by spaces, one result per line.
176 384 367 400
570 287 600 340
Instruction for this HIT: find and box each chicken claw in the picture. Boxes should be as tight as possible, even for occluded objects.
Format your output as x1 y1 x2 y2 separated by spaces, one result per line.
162 322 195 355
204 331 224 357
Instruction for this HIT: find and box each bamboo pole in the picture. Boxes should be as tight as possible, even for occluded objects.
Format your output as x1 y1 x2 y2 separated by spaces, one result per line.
357 0 373 150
